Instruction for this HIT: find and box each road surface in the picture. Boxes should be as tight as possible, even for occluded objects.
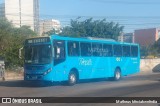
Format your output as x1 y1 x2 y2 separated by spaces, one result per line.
0 72 160 106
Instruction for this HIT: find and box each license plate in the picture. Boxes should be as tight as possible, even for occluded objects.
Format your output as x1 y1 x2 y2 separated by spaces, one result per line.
31 76 37 80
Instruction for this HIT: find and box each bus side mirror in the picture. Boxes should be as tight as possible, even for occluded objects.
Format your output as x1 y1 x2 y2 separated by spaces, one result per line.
19 47 24 59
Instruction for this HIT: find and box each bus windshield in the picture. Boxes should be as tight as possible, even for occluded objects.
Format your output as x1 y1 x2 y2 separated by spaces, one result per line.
25 44 52 64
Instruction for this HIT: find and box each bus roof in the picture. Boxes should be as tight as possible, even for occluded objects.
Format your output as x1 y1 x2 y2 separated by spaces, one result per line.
50 34 139 46
25 34 138 46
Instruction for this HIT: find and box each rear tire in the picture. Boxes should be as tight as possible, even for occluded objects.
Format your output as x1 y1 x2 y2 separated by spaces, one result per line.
68 71 77 86
114 68 121 81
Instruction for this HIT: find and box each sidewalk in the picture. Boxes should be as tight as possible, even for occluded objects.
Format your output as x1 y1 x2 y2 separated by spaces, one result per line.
3 71 23 81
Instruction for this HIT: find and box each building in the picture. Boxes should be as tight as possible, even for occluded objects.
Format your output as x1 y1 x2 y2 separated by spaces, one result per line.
118 33 134 43
4 0 39 33
0 3 5 18
40 19 61 36
134 28 160 46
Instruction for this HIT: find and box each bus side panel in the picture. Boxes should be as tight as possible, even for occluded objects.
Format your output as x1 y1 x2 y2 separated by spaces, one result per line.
110 57 140 77
64 57 80 80
104 57 113 78
120 57 132 76
78 57 93 79
53 62 67 81
110 57 130 77
127 46 140 75
64 57 93 80
91 57 106 78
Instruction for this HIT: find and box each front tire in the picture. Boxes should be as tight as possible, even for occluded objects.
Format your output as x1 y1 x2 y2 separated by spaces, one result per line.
68 71 77 86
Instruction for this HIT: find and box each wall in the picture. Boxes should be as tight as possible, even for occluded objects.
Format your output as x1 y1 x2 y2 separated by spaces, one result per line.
140 59 160 72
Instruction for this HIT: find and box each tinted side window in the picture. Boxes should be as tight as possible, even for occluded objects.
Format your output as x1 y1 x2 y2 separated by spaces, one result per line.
68 41 79 56
113 45 122 57
80 42 92 56
92 43 103 57
131 46 138 57
123 45 130 57
103 44 113 57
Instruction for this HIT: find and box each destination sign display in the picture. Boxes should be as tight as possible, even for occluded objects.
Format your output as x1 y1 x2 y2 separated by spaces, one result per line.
25 37 50 44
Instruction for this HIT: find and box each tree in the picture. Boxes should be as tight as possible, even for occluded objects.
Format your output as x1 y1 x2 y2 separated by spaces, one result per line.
140 38 160 58
0 18 37 68
59 18 124 40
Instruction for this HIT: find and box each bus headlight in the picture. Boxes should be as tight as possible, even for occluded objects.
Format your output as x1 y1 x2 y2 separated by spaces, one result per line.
43 68 52 75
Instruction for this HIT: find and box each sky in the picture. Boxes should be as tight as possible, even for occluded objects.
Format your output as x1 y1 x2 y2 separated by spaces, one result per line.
39 0 160 33
1 0 160 33
40 0 160 17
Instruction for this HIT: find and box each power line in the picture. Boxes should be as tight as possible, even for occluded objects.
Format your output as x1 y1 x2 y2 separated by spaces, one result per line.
90 0 160 5
2 13 160 32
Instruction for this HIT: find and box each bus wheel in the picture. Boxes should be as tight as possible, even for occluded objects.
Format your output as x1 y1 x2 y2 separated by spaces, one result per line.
68 71 77 86
114 68 121 81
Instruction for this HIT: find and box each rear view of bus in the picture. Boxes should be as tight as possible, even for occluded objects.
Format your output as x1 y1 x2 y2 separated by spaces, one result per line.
24 37 53 81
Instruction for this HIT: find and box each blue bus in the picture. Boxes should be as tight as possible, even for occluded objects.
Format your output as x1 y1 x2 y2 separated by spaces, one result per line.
24 35 140 85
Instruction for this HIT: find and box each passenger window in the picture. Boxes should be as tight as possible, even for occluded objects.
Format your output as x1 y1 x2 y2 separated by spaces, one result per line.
113 45 122 57
131 46 138 57
53 40 65 65
68 41 79 56
123 46 130 57
80 42 92 56
103 44 113 57
92 43 102 57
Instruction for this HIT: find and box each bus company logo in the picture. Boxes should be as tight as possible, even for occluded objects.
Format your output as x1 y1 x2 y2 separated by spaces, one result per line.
79 58 92 66
2 98 11 103
116 58 121 61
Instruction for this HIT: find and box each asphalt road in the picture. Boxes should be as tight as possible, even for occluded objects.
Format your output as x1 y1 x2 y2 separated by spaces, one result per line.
0 72 160 106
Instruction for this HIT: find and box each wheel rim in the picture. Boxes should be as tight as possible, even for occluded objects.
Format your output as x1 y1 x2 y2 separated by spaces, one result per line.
116 71 120 80
70 74 76 84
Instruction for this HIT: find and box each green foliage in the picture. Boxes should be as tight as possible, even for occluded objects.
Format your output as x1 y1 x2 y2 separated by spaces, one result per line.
140 39 160 58
153 38 160 53
48 18 124 40
149 38 160 57
0 18 37 68
62 18 124 39
44 29 56 36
